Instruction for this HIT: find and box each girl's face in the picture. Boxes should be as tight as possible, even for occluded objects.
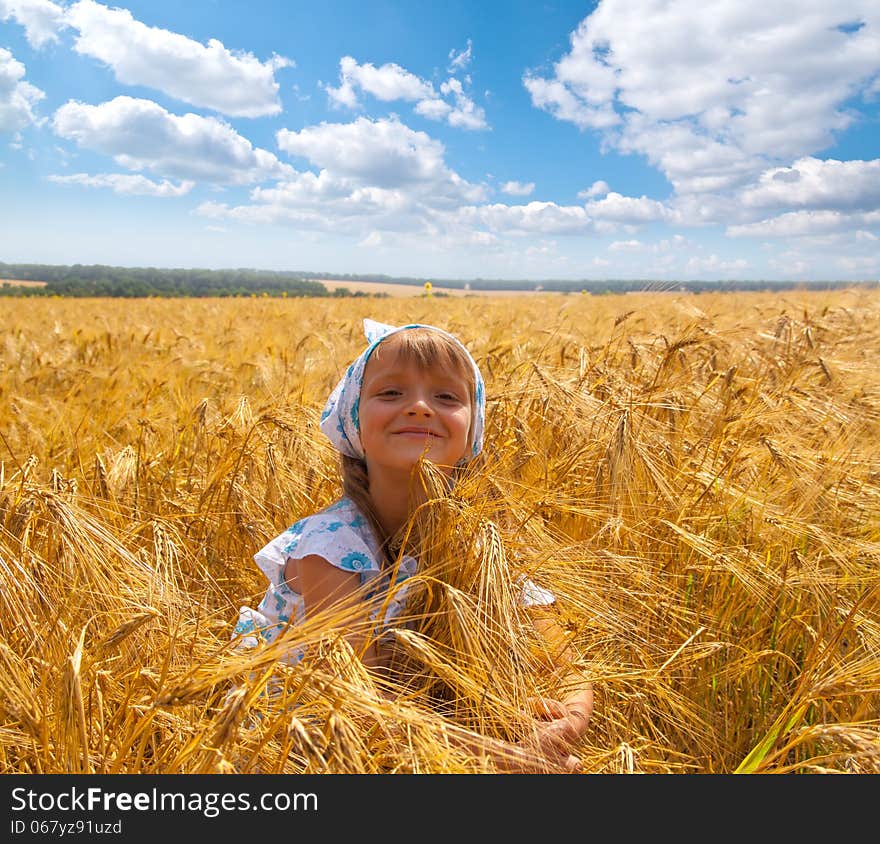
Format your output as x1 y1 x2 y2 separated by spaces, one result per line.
358 344 472 476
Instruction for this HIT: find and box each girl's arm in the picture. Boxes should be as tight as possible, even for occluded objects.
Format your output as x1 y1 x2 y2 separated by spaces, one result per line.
286 554 386 668
521 609 593 763
532 612 593 729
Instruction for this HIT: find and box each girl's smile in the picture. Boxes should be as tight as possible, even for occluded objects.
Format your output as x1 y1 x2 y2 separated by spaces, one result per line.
358 351 472 476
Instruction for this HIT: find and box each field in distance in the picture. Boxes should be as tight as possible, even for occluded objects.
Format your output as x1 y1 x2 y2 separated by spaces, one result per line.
317 278 549 296
0 278 47 287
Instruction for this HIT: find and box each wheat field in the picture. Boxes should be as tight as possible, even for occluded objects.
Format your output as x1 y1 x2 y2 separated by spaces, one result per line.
1 287 878 774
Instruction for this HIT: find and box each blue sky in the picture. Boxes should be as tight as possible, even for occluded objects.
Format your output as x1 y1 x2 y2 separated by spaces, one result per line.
1 0 878 282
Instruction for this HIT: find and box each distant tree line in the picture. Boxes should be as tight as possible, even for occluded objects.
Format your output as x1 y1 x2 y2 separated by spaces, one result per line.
0 261 875 297
0 263 340 298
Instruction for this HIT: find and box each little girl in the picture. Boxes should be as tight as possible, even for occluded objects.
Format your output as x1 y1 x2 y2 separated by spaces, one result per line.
234 318 592 772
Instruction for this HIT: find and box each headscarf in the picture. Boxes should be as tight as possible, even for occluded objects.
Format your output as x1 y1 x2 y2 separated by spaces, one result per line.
319 318 485 462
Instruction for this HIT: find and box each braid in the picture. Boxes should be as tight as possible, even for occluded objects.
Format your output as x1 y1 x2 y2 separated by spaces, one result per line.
340 454 395 565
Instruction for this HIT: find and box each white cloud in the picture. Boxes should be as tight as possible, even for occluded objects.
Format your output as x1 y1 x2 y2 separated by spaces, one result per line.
324 55 434 108
65 0 290 117
609 239 643 252
414 98 452 120
448 39 473 73
467 230 498 246
728 209 880 238
578 180 609 198
657 234 691 251
48 172 194 196
323 56 488 130
500 180 535 197
52 96 294 184
322 75 358 109
254 177 414 219
585 191 672 223
0 0 66 48
450 193 683 244
276 116 484 202
0 47 44 133
196 199 336 230
197 117 488 235
525 1 880 199
438 77 488 129
204 116 679 243
250 169 357 206
740 157 880 211
523 74 618 130
684 255 750 276
616 115 759 196
457 201 593 235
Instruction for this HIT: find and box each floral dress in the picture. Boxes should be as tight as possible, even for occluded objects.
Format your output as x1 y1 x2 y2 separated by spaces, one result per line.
234 496 553 664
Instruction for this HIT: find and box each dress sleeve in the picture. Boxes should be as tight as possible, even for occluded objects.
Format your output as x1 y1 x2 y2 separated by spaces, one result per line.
253 507 381 587
517 575 556 607
253 523 300 589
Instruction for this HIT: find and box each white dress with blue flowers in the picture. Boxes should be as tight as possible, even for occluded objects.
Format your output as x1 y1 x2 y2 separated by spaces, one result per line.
233 496 554 665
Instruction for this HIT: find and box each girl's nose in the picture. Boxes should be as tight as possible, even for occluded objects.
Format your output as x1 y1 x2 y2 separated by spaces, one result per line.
406 394 433 415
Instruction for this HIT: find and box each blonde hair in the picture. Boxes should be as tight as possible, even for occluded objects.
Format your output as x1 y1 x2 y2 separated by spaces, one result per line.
341 327 479 561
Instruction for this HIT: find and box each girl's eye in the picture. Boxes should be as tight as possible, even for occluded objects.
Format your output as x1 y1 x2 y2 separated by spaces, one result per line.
377 389 401 398
438 393 462 402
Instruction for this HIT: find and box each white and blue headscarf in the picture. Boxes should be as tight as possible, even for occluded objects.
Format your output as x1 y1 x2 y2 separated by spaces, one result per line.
319 318 485 463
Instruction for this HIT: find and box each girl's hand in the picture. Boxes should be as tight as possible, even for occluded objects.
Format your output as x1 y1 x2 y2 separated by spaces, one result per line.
490 737 581 774
528 695 589 738
519 695 586 772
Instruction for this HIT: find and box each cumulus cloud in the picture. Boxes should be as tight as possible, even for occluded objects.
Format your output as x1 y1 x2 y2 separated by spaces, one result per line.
727 209 880 238
456 201 593 235
205 106 676 243
578 180 609 198
324 55 433 108
414 97 452 121
524 1 880 200
65 0 290 117
500 180 535 196
197 117 487 234
740 157 880 211
253 176 415 219
276 116 484 202
584 191 673 223
438 77 488 129
249 169 359 206
323 55 488 129
52 96 294 184
48 172 194 196
522 75 618 130
0 47 45 132
0 0 66 48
